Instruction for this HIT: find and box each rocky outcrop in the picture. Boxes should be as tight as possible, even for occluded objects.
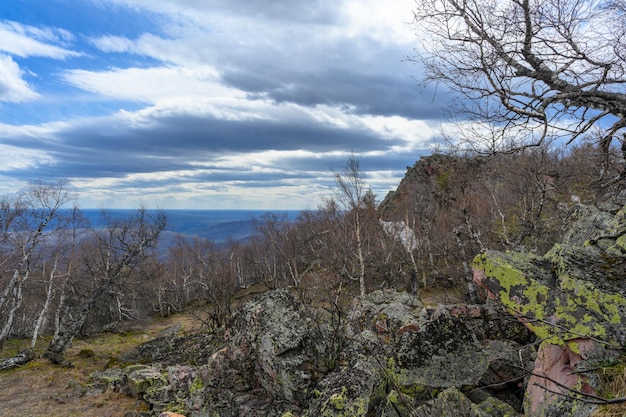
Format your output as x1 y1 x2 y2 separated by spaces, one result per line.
92 193 626 417
96 288 533 417
473 201 626 416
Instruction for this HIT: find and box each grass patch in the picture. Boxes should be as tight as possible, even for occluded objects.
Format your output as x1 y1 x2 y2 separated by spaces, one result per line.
592 355 626 417
0 312 202 417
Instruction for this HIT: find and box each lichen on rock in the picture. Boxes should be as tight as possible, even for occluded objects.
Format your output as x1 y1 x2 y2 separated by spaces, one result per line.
473 201 626 416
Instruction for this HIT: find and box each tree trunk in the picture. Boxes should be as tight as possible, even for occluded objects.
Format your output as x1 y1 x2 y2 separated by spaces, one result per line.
355 212 366 297
0 278 25 346
31 261 59 348
46 286 105 356
0 349 36 372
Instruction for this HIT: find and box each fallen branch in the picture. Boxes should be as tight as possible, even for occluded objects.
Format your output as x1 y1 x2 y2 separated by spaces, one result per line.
0 349 36 372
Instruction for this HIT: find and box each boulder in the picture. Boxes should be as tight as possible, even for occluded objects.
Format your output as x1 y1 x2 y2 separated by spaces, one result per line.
303 356 384 417
345 289 426 349
473 202 626 416
303 289 530 416
222 288 325 404
473 247 626 347
189 288 324 416
392 314 490 393
120 332 218 366
524 340 598 417
125 365 169 404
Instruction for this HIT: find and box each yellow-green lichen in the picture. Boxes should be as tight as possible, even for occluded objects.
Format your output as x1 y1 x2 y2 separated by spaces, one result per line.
329 391 346 410
567 340 583 355
473 249 626 345
385 356 436 400
319 385 368 417
474 396 518 417
190 375 204 393
166 398 187 414
473 253 552 338
557 276 624 330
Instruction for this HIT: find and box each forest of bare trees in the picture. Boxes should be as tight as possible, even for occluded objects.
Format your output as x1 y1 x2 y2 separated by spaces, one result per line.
0 0 624 366
0 140 622 363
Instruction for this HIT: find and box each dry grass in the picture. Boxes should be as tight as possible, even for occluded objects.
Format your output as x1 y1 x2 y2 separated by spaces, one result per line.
420 286 466 307
591 357 626 417
0 314 203 417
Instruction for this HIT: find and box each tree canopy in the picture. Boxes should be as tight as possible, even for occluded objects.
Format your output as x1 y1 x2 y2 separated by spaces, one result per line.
413 0 626 158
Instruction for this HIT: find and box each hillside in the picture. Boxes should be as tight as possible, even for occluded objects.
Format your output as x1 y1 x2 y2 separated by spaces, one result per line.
0 150 625 417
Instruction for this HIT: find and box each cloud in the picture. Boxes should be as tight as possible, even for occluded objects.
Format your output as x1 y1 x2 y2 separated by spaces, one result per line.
96 0 342 25
0 20 80 59
2 100 419 176
0 0 444 209
0 143 54 171
85 0 430 120
61 65 240 103
0 88 435 208
0 55 40 102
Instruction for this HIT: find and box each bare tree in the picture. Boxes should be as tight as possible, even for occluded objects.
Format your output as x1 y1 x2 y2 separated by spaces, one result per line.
413 0 626 165
0 181 74 349
45 207 166 358
162 237 237 330
332 155 374 297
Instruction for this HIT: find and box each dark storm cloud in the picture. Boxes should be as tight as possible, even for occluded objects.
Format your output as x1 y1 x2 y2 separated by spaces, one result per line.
218 32 446 120
141 115 388 153
254 71 443 120
2 109 409 180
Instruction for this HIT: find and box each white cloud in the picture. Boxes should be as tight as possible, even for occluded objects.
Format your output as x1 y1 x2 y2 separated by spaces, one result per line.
62 65 242 103
0 143 54 171
359 115 439 149
90 34 135 53
0 55 40 102
0 20 80 59
87 0 416 67
341 0 415 44
69 169 330 210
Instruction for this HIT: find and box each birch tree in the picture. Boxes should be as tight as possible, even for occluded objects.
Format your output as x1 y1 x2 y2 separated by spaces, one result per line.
0 182 74 349
46 207 166 358
332 155 373 297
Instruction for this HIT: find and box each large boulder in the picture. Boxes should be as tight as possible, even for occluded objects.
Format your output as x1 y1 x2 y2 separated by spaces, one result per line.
473 202 626 416
195 288 327 416
308 290 534 416
223 288 321 403
302 290 426 417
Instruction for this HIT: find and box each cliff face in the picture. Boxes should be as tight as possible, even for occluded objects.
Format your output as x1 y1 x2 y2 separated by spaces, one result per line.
378 153 577 294
379 153 481 220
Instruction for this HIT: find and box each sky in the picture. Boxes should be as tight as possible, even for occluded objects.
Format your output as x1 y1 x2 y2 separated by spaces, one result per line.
0 0 447 210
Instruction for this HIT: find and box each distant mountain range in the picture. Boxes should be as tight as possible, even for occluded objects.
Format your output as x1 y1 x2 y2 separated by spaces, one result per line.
80 209 300 246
